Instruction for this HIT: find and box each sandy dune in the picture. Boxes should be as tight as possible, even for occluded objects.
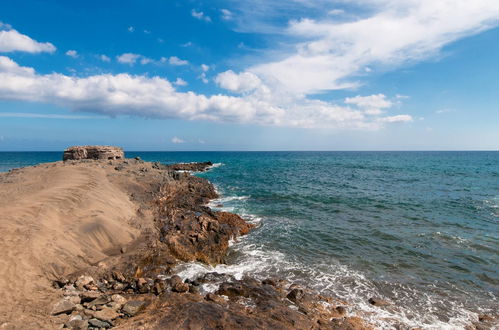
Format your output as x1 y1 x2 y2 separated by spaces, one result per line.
0 162 141 328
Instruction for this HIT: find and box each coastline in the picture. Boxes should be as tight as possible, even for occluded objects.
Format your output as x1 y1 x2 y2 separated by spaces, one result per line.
0 157 370 329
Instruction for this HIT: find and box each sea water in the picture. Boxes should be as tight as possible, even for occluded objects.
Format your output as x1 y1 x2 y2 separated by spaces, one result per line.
1 151 497 328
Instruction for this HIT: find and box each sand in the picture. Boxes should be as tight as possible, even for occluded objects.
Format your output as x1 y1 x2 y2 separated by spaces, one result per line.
0 161 143 328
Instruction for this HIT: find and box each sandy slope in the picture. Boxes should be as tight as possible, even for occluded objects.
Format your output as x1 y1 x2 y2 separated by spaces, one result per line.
0 162 141 328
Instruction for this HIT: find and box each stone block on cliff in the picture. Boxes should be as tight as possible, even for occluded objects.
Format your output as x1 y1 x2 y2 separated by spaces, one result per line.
63 146 124 161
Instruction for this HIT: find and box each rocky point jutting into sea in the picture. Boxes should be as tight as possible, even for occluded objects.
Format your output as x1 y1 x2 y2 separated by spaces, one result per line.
0 146 375 330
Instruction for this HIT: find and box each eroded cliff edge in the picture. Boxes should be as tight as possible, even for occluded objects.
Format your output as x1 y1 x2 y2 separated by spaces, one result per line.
0 157 371 330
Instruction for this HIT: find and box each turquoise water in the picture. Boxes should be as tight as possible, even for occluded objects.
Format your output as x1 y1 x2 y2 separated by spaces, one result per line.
1 151 498 328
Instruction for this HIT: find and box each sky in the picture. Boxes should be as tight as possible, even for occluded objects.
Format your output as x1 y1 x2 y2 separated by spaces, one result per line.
0 0 498 151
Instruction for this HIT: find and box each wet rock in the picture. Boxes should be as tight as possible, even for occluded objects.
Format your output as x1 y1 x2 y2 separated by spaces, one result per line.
286 288 305 303
368 297 391 306
170 275 189 293
51 298 76 315
217 283 250 298
205 293 225 304
122 300 146 316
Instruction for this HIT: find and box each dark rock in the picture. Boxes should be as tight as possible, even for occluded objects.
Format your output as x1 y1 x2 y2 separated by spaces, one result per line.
87 295 111 308
88 318 111 328
205 293 225 304
170 275 189 293
368 297 391 306
286 288 305 303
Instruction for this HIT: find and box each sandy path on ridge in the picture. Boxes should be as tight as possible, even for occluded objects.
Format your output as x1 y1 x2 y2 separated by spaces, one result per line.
0 163 140 329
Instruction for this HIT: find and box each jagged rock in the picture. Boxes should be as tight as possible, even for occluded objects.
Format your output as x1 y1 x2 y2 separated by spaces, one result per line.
51 298 76 315
368 297 391 306
63 146 124 161
168 162 213 172
170 275 189 293
79 291 101 302
122 301 146 316
75 275 94 290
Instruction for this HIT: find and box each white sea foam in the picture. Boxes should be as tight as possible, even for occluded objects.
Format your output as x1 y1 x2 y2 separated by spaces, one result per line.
195 185 486 328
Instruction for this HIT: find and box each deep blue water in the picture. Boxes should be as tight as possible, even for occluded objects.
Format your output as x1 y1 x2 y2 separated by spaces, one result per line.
1 151 498 328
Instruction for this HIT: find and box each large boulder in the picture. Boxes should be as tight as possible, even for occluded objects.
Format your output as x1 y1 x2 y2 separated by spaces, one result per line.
63 146 124 161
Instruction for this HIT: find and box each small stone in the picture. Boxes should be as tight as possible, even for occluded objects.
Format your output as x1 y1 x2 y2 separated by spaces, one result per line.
75 276 94 290
111 294 127 305
120 246 126 254
68 296 81 305
170 275 189 293
122 300 146 316
134 157 141 161
189 285 200 294
88 318 111 328
112 271 126 282
113 282 125 290
91 307 120 322
87 295 111 308
205 293 224 304
368 297 391 306
51 298 76 315
66 317 88 330
286 288 305 303
79 291 101 302
335 306 347 316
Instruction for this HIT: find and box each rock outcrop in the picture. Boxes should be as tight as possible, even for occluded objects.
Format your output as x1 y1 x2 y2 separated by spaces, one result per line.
63 146 124 161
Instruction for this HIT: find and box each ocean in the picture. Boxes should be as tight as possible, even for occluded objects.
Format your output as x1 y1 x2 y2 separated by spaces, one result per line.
1 151 497 329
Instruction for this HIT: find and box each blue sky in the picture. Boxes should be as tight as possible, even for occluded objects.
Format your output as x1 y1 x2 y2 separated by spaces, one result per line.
0 0 498 151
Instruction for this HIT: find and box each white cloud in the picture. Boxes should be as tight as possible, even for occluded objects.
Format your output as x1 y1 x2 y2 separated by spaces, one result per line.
0 56 412 130
191 9 212 22
174 78 188 86
249 0 499 95
181 42 193 47
435 108 454 114
215 70 262 94
328 9 345 16
201 64 210 72
221 9 234 20
0 28 56 53
378 115 413 123
345 94 392 115
140 57 153 65
99 54 111 62
171 136 186 144
143 30 151 34
117 53 140 65
65 50 78 58
198 72 209 84
168 56 189 66
127 26 135 32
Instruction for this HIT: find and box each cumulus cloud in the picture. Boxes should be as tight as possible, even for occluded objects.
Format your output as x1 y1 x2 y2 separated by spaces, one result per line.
174 78 188 86
171 136 186 144
191 10 212 22
215 70 262 94
0 56 412 130
201 64 210 72
117 53 141 65
0 28 56 53
127 26 135 32
168 56 189 66
65 50 78 58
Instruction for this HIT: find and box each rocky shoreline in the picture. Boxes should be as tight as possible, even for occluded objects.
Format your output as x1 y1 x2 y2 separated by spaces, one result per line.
1 151 494 329
43 157 369 329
